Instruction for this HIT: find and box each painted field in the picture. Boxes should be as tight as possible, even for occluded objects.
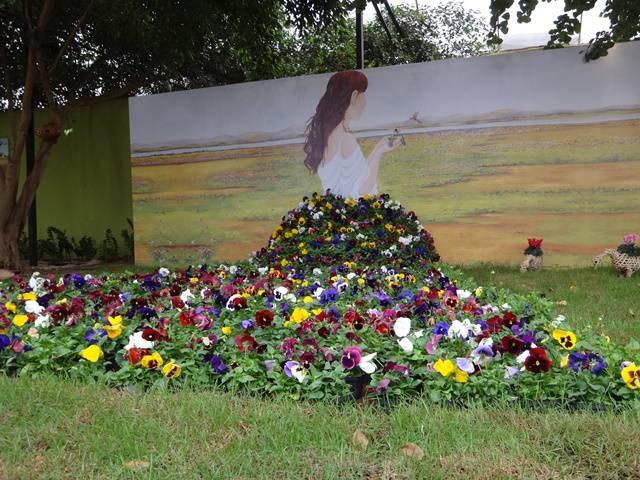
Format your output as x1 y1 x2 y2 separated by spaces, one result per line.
132 118 640 266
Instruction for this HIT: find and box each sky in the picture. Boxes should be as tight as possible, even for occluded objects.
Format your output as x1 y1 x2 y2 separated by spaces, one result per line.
362 0 610 48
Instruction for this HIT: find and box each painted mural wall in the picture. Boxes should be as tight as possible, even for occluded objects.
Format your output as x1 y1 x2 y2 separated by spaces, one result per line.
129 42 640 266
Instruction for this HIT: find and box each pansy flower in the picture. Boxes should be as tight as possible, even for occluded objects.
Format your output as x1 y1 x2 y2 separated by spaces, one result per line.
255 309 274 328
162 361 182 379
393 317 414 353
621 362 640 389
79 344 103 363
284 360 306 383
341 346 362 370
141 352 164 369
568 352 607 374
524 348 551 373
552 329 576 350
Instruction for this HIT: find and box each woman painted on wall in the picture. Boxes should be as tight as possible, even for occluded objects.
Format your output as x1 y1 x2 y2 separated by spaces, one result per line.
303 70 402 199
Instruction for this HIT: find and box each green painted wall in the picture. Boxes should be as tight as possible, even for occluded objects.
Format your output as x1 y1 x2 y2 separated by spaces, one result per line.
0 99 132 247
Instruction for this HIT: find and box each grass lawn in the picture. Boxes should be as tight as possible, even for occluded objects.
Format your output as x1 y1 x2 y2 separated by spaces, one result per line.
1 265 639 479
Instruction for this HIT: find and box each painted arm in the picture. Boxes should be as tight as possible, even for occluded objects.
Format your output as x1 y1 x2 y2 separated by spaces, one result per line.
359 137 401 196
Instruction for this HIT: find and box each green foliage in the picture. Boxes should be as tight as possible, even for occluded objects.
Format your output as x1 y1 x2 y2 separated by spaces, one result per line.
281 1 493 75
363 2 493 67
121 218 135 261
0 0 351 110
17 224 129 263
488 0 640 60
98 229 119 262
617 243 640 257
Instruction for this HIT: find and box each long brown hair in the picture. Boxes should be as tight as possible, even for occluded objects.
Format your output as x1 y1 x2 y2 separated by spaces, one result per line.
303 70 368 173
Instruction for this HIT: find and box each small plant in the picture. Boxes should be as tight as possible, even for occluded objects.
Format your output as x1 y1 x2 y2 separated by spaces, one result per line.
99 229 120 262
72 236 97 261
617 233 640 257
121 218 134 261
523 238 543 257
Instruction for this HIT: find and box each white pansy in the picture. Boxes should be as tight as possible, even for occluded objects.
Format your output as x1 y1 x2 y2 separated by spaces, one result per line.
285 293 297 303
479 337 494 347
34 314 50 328
414 329 424 339
312 268 322 276
394 317 414 353
180 289 195 304
158 267 170 277
229 265 238 274
125 331 155 350
516 350 530 364
290 364 307 383
457 290 472 301
394 317 411 338
258 267 268 275
29 272 46 294
398 337 414 353
447 320 469 340
25 300 44 315
501 303 512 310
312 287 324 299
551 314 566 328
273 286 289 301
359 353 377 374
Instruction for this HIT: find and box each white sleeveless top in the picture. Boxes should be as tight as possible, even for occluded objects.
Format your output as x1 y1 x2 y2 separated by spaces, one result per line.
317 143 377 199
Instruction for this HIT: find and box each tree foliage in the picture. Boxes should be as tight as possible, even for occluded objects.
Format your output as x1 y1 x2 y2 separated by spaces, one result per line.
283 1 492 75
364 2 493 67
488 0 640 60
0 0 350 269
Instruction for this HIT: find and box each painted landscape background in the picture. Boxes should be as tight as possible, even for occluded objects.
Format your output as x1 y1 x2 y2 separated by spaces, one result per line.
130 43 640 266
132 114 640 266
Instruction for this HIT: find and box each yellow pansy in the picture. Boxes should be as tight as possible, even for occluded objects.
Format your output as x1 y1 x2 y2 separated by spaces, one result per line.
162 362 182 379
560 355 569 368
12 314 29 327
303 296 313 304
141 352 164 369
311 308 323 316
79 344 103 363
475 287 483 297
18 292 36 302
5 301 16 313
358 278 365 286
281 259 289 267
621 363 640 389
290 307 310 324
108 315 122 326
552 329 577 350
454 368 469 383
190 277 199 284
434 359 455 377
221 326 231 336
283 320 291 328
104 323 123 339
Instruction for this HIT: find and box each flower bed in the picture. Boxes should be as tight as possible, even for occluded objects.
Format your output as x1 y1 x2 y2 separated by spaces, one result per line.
252 192 439 274
1 262 639 407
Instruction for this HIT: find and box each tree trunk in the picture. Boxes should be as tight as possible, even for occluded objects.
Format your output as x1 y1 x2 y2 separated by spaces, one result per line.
0 226 21 271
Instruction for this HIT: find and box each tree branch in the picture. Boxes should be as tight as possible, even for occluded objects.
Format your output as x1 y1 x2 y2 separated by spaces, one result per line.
48 0 95 77
1 0 57 226
12 139 55 231
0 26 14 112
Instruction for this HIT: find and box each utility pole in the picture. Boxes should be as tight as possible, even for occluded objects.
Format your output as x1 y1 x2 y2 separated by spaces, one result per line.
26 108 38 266
356 3 364 68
